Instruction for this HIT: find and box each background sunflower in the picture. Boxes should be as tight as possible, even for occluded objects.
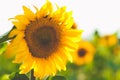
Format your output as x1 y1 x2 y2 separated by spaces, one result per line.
72 41 95 65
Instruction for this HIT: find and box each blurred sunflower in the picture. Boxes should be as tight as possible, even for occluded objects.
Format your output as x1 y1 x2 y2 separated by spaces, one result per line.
99 34 118 47
114 45 120 55
73 41 95 65
5 0 82 79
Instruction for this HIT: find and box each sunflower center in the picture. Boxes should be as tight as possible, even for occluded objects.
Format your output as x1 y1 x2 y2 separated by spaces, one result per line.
25 23 59 58
78 48 87 57
105 36 109 41
35 27 54 46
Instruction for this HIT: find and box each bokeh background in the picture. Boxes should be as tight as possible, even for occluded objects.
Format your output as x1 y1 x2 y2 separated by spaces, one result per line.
0 0 120 80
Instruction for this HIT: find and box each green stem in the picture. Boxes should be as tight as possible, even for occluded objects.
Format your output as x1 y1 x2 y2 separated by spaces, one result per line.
0 34 14 43
0 26 16 43
31 69 36 80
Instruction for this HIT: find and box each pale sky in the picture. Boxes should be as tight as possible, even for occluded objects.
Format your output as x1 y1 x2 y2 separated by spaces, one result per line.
0 0 120 38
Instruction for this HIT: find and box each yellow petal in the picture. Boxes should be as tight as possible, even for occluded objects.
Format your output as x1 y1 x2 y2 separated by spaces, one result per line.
36 1 53 18
5 32 25 58
9 29 20 38
61 11 73 29
63 29 83 37
56 55 66 70
52 6 66 21
15 15 29 25
23 6 35 21
61 38 78 49
53 6 66 16
34 59 45 78
48 59 57 75
62 47 73 62
12 21 26 30
19 55 34 74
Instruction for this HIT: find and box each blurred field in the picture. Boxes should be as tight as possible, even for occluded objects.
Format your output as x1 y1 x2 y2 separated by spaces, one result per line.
0 30 120 80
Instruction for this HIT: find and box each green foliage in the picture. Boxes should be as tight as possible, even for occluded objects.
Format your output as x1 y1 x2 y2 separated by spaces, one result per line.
0 74 10 80
0 42 7 55
0 26 16 43
9 72 29 80
47 76 66 80
52 76 66 80
0 54 19 78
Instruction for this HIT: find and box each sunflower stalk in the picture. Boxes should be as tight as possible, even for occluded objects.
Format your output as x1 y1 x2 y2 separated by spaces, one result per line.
31 69 36 80
0 32 12 43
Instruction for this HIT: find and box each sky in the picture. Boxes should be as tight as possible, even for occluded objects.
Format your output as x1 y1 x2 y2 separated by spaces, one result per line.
0 0 120 38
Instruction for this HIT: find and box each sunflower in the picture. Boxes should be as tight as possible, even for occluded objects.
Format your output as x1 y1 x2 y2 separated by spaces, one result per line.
73 41 95 65
6 0 82 79
114 45 120 56
99 34 118 47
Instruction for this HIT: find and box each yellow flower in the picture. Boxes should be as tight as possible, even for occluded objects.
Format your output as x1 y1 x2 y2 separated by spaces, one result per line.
99 34 118 47
114 45 120 55
73 41 95 65
6 0 82 79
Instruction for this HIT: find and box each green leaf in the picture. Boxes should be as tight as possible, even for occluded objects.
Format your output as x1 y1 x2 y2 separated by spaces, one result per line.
0 54 19 77
9 72 29 80
51 76 66 80
0 42 7 55
0 26 16 43
94 30 100 37
0 74 10 80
